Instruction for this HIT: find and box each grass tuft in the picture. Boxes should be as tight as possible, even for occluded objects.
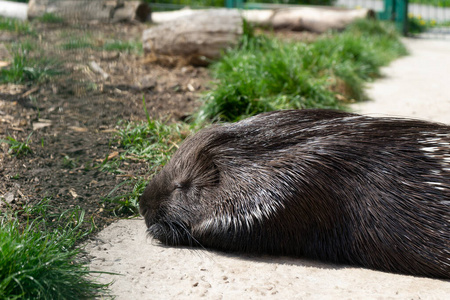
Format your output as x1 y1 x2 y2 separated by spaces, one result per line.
103 97 195 214
62 155 78 169
103 178 149 217
0 133 33 158
103 40 143 54
60 38 95 50
0 199 112 299
196 19 407 122
0 44 62 84
102 119 191 216
59 35 142 54
37 13 65 24
115 92 193 167
0 16 33 35
115 120 191 165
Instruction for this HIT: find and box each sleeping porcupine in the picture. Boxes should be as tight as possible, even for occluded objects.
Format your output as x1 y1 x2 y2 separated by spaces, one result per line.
140 109 450 279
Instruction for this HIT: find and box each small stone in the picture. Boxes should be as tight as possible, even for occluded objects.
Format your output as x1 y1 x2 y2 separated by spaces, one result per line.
68 188 78 199
3 192 15 204
139 75 157 91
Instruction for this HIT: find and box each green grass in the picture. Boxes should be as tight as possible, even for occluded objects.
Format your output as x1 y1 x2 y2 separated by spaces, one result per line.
408 15 430 34
37 13 65 24
437 20 450 26
101 97 195 215
60 35 142 54
104 112 204 215
60 37 96 50
0 43 62 84
115 119 190 163
103 177 149 217
103 40 143 54
0 16 33 35
0 133 33 158
0 199 111 299
101 121 191 216
115 96 193 165
409 0 450 7
407 13 450 35
196 19 407 122
98 157 122 174
62 155 78 169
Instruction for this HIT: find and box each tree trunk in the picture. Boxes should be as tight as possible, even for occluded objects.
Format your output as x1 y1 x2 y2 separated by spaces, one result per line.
142 9 243 66
27 0 151 23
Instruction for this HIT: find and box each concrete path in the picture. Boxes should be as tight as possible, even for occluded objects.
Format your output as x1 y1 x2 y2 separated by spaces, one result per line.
351 38 450 124
87 219 450 300
86 38 450 299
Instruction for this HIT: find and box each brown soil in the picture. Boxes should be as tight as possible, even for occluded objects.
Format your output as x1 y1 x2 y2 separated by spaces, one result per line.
0 22 212 231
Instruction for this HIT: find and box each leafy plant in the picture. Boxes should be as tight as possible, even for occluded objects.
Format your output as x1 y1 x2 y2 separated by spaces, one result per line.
408 14 438 34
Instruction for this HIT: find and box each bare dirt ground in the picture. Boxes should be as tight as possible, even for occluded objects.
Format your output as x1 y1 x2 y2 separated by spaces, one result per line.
86 38 450 299
0 22 211 231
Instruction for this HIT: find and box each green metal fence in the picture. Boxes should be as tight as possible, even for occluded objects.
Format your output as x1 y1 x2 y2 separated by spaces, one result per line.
378 0 409 35
337 0 450 38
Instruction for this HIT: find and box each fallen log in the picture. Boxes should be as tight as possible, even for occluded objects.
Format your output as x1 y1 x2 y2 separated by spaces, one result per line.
0 0 28 20
142 9 243 66
151 7 374 33
244 7 375 32
27 0 151 23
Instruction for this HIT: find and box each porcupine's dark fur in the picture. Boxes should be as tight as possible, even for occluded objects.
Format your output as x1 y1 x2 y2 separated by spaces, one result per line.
139 109 450 279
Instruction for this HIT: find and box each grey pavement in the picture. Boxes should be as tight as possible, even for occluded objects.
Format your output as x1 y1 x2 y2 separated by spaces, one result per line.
351 38 450 124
